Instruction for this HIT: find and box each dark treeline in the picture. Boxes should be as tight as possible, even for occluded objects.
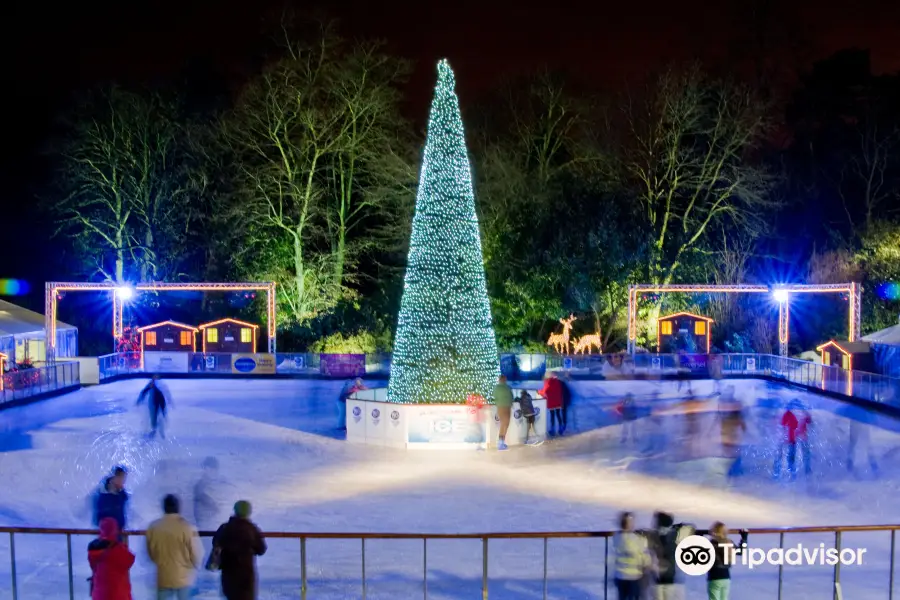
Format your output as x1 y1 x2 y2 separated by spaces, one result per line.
40 16 900 355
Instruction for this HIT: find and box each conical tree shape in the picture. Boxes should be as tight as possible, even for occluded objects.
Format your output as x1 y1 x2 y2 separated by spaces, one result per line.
387 59 500 404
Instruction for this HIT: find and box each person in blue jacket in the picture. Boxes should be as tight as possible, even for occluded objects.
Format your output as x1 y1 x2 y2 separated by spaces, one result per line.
94 466 130 533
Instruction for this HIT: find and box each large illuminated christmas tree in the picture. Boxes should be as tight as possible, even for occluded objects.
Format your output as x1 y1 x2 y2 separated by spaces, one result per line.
387 59 500 405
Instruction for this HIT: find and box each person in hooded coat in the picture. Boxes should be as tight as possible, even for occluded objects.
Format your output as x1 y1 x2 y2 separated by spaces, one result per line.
212 500 267 600
94 466 130 533
88 517 135 600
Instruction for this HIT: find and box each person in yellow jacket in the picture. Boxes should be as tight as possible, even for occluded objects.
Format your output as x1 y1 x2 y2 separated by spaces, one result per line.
146 494 203 600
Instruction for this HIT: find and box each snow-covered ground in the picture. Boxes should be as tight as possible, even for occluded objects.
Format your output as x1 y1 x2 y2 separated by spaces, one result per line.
0 377 898 599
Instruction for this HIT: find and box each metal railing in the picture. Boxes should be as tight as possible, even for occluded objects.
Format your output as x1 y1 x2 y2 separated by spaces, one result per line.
0 362 80 406
90 350 900 407
0 524 896 600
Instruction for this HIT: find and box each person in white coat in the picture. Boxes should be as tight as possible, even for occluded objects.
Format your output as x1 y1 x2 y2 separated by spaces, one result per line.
612 512 652 600
146 494 202 600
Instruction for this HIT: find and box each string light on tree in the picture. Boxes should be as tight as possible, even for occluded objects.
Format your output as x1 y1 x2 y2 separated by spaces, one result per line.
387 59 500 405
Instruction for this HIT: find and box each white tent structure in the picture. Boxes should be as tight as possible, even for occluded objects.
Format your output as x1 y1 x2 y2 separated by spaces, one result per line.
0 299 78 365
862 321 900 345
863 318 900 377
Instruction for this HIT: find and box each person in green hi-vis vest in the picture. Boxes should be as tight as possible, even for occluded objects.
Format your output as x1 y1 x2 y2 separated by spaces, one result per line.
493 375 514 450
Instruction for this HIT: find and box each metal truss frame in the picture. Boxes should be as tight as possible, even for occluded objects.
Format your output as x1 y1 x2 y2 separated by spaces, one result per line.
45 281 277 361
627 283 861 357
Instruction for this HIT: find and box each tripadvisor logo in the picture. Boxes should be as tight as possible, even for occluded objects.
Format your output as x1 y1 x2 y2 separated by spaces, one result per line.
675 535 867 576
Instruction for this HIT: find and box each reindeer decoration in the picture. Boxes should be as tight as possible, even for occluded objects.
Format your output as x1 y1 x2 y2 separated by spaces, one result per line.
547 315 577 354
573 332 603 355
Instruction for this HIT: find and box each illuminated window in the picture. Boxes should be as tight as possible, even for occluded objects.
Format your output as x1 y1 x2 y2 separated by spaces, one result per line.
842 354 850 370
207 328 218 343
694 321 707 335
823 352 831 366
660 321 672 335
145 331 157 346
180 331 192 346
241 328 252 343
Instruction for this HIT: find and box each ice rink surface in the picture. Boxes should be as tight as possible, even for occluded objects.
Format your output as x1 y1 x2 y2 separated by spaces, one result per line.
0 376 898 599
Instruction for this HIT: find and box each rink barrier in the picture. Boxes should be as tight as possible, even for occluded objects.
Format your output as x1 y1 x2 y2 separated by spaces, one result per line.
91 351 900 407
0 361 80 408
0 524 897 600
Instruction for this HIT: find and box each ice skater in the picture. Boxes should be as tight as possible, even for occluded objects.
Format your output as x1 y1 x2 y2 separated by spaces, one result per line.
774 399 811 479
716 389 747 478
94 466 130 534
516 390 543 446
615 393 639 445
494 375 514 450
559 370 572 435
539 372 565 437
337 378 366 431
137 375 170 439
847 418 879 476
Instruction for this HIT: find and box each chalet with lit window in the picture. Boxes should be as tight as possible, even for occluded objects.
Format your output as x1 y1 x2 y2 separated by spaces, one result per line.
198 318 258 353
816 340 875 373
138 321 198 353
657 312 713 353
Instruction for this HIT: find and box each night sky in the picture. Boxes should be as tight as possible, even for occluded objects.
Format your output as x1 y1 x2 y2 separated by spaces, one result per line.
2 0 899 299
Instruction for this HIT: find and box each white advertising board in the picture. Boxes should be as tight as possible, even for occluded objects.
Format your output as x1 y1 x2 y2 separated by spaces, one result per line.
346 399 367 443
143 352 189 374
384 404 407 447
366 402 386 445
407 404 485 446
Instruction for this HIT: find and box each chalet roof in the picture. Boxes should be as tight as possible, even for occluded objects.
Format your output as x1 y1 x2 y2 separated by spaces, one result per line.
658 311 714 323
198 318 259 330
816 340 872 355
137 320 199 333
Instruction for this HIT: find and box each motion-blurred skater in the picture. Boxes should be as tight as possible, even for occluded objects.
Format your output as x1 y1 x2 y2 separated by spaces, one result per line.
615 393 639 445
717 390 747 478
774 400 811 479
847 417 879 476
94 466 130 533
138 375 170 439
337 378 366 431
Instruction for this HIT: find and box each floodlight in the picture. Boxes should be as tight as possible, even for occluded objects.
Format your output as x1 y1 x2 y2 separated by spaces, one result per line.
772 289 789 303
115 286 134 301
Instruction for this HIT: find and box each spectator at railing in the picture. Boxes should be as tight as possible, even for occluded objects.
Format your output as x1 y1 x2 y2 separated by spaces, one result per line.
646 511 694 600
146 494 202 600
88 517 134 600
212 500 267 600
611 511 653 600
706 521 748 600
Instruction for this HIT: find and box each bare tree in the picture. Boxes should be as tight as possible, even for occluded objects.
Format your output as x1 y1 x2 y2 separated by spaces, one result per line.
708 230 754 328
324 42 415 288
221 24 414 324
625 66 778 286
833 119 900 233
54 87 189 282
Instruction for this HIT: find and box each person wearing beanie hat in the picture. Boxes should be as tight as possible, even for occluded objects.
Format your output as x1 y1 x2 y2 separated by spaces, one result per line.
212 501 267 600
647 511 695 600
233 501 251 518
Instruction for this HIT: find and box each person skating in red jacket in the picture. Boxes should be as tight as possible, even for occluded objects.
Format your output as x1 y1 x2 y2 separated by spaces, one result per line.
539 372 565 436
88 517 135 600
774 400 812 479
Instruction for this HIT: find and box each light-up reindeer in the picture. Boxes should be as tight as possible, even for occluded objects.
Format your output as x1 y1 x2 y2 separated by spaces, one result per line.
573 332 603 355
547 314 577 354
